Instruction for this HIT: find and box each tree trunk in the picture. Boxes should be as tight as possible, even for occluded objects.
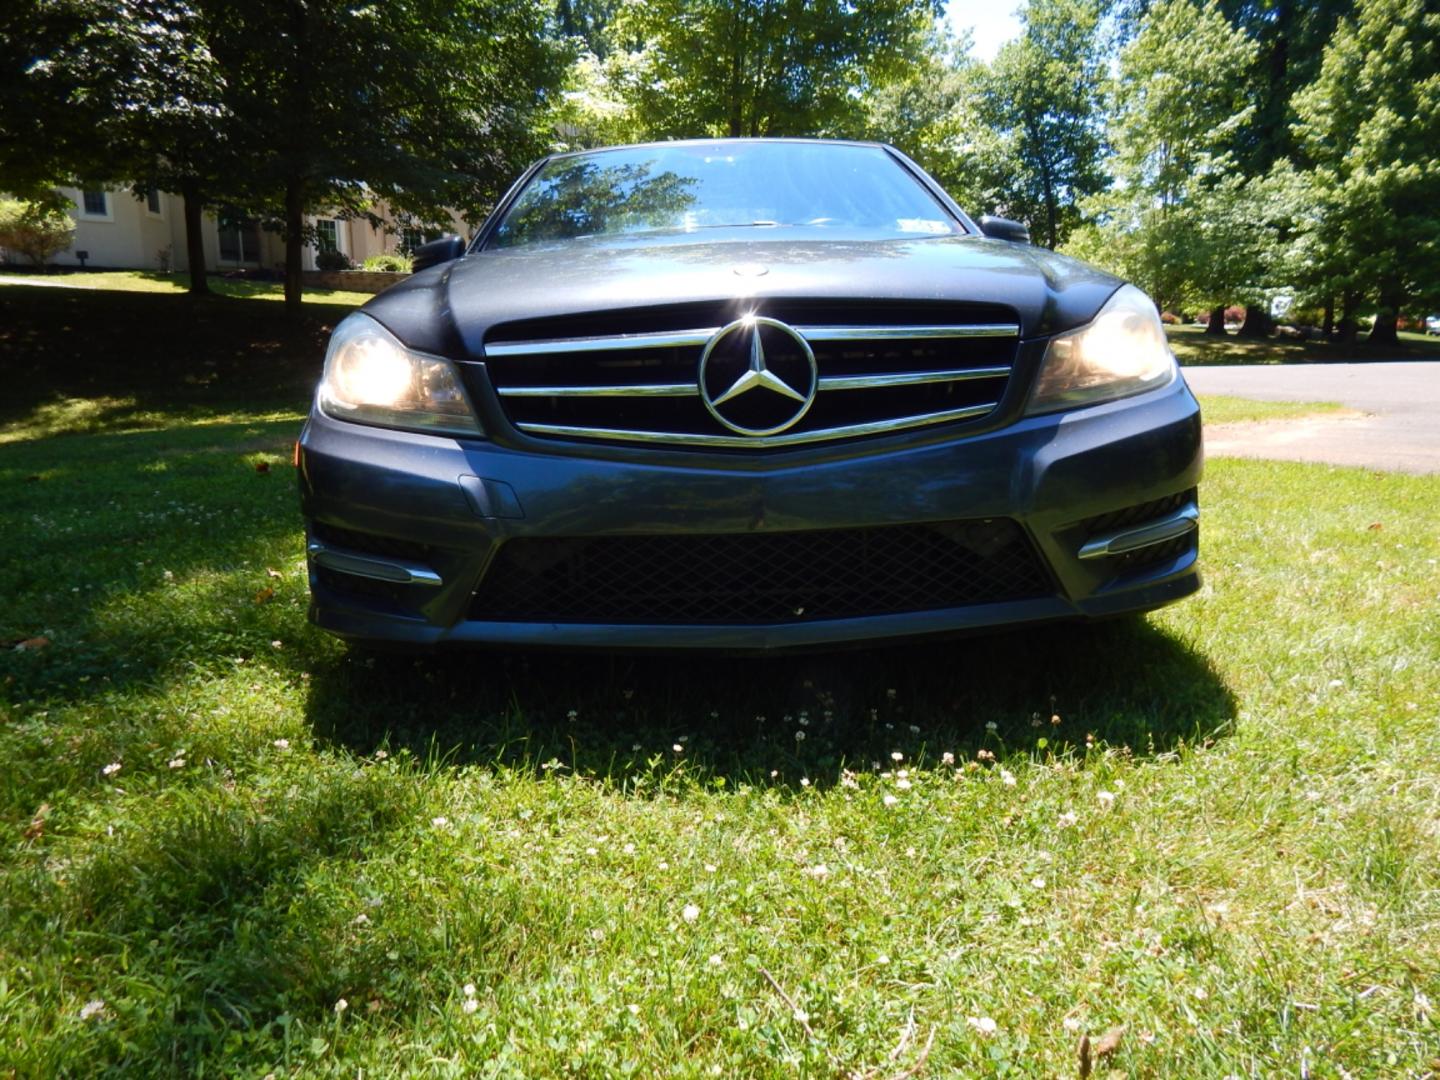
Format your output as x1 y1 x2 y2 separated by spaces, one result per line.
284 179 304 316
1322 295 1334 339
181 181 209 296
1335 290 1359 343
1368 289 1402 347
1205 306 1228 336
1238 303 1271 338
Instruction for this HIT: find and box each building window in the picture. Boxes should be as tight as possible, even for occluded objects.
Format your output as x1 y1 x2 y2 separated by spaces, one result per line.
145 188 162 214
82 190 108 216
400 228 427 254
315 219 339 252
218 217 261 263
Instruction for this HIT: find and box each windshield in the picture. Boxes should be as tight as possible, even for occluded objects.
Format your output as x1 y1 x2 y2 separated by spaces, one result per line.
486 142 963 249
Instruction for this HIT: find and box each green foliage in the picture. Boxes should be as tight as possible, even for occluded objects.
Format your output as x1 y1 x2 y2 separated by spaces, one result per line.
609 0 942 139
1064 0 1262 312
0 196 76 266
970 0 1111 248
314 248 352 272
360 253 412 273
1289 0 1440 338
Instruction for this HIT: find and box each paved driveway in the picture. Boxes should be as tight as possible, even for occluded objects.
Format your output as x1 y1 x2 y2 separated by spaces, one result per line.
1183 361 1440 474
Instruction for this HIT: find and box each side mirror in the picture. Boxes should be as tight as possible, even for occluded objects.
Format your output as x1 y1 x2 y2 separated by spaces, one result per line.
412 234 465 272
977 215 1030 244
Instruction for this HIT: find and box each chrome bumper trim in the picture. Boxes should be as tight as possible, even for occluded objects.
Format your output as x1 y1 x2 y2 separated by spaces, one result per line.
307 541 443 586
494 365 1013 399
483 323 1020 358
1077 504 1200 560
514 402 998 449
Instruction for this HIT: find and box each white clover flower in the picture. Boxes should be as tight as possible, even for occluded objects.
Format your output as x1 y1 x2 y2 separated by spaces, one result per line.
909 724 920 734
462 997 479 1014
270 640 283 649
353 912 370 926
794 730 806 742
1097 790 1116 808
431 816 449 828
334 998 349 1014
806 864 830 878
79 999 106 1021
623 842 636 855
672 743 683 753
1000 769 1017 787
101 762 122 777
273 738 290 750
967 1015 997 1035
1058 810 1078 828
708 953 722 966
167 758 185 769
941 751 955 765
800 777 810 787
704 863 717 874
1062 1016 1082 1032
895 778 912 790
882 793 899 807
891 751 903 762
566 709 579 720
885 688 897 700
985 721 998 733
628 1003 641 1016
682 903 701 923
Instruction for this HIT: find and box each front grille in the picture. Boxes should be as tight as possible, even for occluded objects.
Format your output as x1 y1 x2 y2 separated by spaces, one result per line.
475 300 1019 451
468 518 1053 625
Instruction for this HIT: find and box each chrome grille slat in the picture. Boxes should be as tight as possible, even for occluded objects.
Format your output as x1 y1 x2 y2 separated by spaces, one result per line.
495 365 1014 398
514 403 998 449
480 308 1019 450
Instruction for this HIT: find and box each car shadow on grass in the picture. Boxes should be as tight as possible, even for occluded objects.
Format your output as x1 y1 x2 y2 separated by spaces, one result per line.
305 615 1236 788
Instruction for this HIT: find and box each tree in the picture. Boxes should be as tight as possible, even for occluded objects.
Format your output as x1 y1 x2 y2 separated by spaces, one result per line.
609 0 942 141
0 197 76 265
1290 0 1440 346
973 0 1110 249
1066 0 1257 326
196 0 572 313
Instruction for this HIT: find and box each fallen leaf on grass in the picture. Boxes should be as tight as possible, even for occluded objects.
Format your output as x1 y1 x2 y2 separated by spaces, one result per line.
253 587 275 604
1367 522 1383 531
265 567 283 579
23 804 50 841
1079 1026 1126 1077
254 461 271 474
11 636 50 652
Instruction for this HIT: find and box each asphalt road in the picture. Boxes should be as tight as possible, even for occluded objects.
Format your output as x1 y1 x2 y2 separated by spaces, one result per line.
1183 361 1440 474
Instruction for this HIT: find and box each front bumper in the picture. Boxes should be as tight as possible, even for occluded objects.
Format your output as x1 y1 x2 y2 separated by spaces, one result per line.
297 377 1203 650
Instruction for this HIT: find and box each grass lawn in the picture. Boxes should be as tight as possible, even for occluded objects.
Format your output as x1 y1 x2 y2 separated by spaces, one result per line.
1192 395 1348 426
1167 323 1440 366
0 267 374 308
2 289 1439 1077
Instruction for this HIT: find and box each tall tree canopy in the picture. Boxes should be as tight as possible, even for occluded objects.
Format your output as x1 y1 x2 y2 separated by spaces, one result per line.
972 0 1110 249
1289 0 1440 345
609 0 942 140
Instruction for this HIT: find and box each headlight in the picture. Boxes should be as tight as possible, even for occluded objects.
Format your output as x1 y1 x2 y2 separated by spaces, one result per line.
318 313 481 436
1026 284 1176 414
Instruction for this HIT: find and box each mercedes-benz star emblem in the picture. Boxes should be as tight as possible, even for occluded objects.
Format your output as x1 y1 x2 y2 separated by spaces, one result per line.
698 316 818 436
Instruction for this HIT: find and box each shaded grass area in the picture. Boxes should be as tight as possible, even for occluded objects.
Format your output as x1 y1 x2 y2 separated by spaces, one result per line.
1194 394 1348 426
0 267 373 307
0 284 333 437
2 400 1438 1075
1169 323 1440 365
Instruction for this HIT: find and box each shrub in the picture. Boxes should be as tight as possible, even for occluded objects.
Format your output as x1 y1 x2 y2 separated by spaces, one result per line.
361 253 412 273
0 197 76 266
315 248 352 271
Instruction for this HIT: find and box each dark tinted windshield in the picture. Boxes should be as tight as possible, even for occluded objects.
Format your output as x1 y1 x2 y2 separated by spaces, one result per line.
487 142 962 249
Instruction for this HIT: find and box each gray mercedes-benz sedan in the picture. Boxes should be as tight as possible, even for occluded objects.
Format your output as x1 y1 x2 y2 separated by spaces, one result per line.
297 138 1201 650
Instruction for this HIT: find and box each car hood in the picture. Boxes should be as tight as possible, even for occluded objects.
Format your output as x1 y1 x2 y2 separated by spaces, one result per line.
362 231 1123 358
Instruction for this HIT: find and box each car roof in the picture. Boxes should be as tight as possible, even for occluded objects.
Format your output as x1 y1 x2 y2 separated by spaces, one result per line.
542 137 894 164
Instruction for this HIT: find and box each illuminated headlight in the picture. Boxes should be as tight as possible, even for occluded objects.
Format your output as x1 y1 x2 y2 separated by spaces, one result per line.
1026 284 1177 414
318 313 481 436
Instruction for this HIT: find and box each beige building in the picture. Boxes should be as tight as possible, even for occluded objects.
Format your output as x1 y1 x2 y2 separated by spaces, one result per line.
5 186 468 272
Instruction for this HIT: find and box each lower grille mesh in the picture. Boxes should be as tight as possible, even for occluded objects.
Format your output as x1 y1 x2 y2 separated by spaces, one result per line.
469 519 1052 625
